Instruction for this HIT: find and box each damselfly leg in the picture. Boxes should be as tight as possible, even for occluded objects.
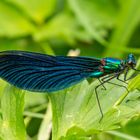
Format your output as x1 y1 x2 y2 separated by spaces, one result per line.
98 78 106 90
95 72 129 122
95 74 118 122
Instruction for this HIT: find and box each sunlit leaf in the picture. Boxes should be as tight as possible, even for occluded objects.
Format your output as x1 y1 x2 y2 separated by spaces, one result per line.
0 85 26 140
38 103 52 140
68 0 118 45
7 0 56 24
104 0 140 57
0 1 35 37
49 78 140 140
34 12 92 44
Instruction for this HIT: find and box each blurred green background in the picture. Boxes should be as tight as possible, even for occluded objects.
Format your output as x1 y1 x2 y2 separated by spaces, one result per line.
0 0 140 140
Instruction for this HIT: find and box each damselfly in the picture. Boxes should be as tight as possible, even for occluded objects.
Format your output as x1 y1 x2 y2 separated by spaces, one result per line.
0 51 139 120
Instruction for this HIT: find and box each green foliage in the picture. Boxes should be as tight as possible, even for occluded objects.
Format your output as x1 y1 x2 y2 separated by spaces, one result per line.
0 0 140 140
0 85 26 140
7 0 56 24
49 78 140 140
0 1 35 37
68 0 117 45
105 0 140 57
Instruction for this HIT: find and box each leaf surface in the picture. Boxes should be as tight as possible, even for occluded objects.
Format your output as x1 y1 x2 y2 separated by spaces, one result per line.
0 85 26 140
49 78 140 140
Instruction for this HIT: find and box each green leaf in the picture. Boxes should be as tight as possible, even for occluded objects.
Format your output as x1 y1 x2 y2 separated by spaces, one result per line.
0 1 35 37
34 12 92 44
68 0 118 45
0 85 26 140
107 130 140 140
38 102 52 140
49 79 140 140
118 118 140 139
0 80 6 99
24 91 47 108
7 0 56 24
104 0 140 57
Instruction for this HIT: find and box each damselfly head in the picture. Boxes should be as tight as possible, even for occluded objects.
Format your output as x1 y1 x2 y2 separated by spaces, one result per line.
126 54 136 68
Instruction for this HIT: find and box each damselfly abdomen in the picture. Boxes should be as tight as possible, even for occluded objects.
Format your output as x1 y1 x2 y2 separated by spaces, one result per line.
0 51 139 121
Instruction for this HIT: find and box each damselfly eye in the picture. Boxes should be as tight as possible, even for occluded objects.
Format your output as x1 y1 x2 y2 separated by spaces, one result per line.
127 54 136 67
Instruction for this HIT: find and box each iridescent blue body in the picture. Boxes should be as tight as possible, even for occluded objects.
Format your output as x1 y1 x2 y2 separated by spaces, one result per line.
0 50 138 121
0 51 136 93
